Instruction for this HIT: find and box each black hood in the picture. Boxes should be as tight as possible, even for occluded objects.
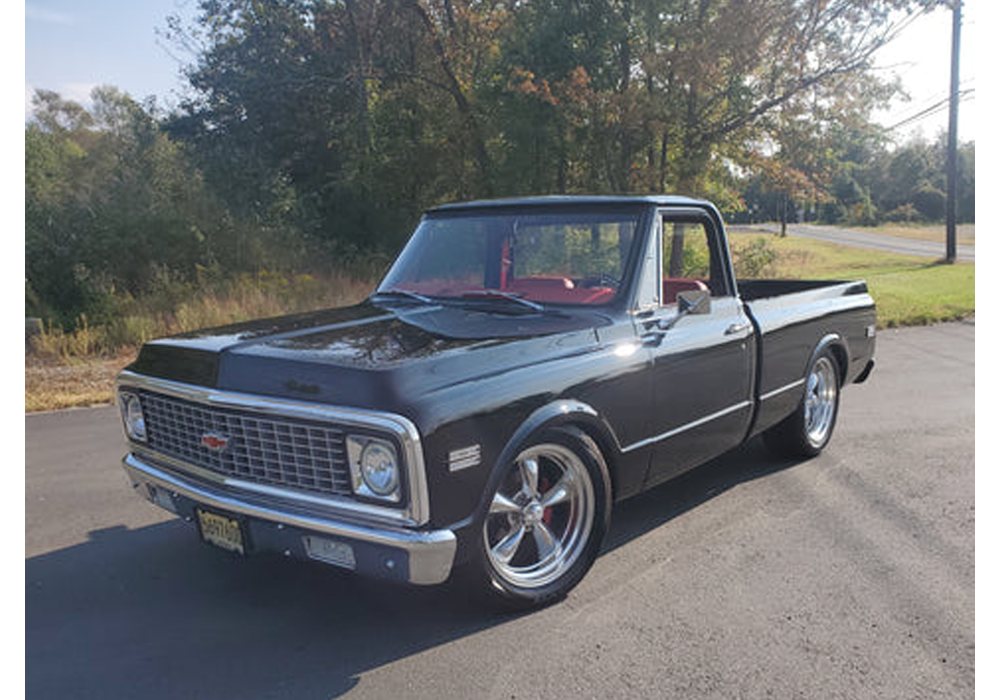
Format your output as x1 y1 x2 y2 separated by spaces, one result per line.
130 300 614 411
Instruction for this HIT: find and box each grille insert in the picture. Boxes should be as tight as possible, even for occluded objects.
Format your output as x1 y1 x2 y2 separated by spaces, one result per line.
139 391 352 497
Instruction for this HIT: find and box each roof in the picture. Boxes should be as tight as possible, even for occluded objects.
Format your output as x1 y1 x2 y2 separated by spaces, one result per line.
427 194 710 213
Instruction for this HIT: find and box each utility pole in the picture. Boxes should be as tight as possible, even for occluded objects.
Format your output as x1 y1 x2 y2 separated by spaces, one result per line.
945 0 962 264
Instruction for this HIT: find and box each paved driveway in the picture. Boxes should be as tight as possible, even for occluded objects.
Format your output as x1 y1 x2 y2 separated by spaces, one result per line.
26 321 975 700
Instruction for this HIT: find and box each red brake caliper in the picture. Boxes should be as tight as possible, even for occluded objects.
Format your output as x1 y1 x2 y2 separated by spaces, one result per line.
539 476 553 526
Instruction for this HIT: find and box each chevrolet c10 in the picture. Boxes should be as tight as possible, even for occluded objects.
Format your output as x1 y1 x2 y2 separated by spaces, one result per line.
117 195 876 608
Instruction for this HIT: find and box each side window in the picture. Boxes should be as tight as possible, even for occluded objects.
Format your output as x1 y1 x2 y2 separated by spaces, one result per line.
660 217 726 306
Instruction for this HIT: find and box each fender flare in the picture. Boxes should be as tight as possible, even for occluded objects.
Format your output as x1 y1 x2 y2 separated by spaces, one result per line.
810 333 850 386
460 399 621 531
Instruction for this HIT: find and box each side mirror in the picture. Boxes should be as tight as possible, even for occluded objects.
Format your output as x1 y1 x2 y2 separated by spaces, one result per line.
655 290 712 332
677 290 711 315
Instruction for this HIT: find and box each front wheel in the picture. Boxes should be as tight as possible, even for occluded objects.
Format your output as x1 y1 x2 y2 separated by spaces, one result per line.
468 427 611 609
763 350 841 459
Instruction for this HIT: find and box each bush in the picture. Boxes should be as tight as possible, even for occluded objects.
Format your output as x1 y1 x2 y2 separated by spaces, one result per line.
27 270 376 360
913 185 946 221
731 237 778 278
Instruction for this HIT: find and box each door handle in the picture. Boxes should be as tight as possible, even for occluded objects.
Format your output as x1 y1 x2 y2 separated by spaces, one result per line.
725 322 752 336
641 331 665 347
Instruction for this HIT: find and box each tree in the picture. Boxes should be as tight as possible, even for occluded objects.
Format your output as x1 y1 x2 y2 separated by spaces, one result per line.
165 0 932 251
25 87 263 325
167 0 511 253
489 0 924 199
860 134 975 223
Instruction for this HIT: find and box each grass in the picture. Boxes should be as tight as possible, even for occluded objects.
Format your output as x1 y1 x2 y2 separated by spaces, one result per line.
26 271 375 412
25 232 974 412
867 223 975 246
732 232 975 327
25 352 138 413
861 263 975 327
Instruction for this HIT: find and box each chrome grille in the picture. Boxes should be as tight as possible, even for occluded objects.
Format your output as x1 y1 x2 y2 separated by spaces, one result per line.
139 391 352 496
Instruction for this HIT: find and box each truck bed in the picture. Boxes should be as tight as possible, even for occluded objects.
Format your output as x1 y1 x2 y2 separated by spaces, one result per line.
737 278 869 302
738 278 877 438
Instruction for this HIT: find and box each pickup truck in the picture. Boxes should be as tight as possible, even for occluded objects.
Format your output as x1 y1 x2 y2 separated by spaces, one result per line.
116 195 876 608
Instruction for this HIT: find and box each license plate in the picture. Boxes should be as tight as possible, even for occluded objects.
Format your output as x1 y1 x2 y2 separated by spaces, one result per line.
196 508 246 555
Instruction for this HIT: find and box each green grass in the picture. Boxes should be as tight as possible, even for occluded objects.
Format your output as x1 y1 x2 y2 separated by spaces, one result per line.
731 232 975 328
861 263 975 327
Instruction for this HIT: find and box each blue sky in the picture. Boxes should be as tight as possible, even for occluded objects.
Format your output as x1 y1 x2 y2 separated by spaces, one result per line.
25 0 199 111
23 0 978 142
870 1 978 143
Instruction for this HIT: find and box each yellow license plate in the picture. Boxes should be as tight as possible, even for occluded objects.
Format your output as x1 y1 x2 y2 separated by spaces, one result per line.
196 509 246 555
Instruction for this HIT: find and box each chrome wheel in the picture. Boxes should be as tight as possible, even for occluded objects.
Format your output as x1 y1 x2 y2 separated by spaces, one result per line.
484 442 596 590
763 348 842 459
804 356 838 448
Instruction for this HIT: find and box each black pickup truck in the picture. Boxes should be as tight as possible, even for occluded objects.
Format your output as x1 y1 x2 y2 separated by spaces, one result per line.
117 196 876 607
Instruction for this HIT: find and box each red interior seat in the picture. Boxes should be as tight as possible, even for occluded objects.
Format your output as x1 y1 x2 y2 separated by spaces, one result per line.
662 278 708 304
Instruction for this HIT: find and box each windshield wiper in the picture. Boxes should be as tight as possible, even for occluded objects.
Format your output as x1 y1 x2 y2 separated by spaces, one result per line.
374 288 549 314
459 290 545 312
370 288 435 305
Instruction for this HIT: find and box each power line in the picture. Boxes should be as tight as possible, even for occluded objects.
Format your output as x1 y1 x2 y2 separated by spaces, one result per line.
885 88 974 131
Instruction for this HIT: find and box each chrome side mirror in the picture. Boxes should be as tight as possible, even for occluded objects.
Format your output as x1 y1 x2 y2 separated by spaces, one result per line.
677 290 711 315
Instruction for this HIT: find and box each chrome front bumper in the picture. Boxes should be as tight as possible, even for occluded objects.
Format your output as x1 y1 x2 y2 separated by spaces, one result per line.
123 452 457 585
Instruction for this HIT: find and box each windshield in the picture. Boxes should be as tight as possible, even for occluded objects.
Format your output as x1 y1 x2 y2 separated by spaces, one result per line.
378 210 641 306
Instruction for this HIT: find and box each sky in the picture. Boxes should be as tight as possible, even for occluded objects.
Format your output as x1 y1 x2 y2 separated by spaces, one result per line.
22 0 979 142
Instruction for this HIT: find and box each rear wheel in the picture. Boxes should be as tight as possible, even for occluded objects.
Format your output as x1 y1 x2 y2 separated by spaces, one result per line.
469 427 611 609
763 349 841 458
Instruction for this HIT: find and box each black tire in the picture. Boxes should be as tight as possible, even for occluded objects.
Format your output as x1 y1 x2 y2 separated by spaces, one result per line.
763 349 841 459
465 426 612 610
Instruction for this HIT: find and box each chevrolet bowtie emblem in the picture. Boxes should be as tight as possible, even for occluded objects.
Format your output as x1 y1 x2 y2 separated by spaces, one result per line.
200 433 230 451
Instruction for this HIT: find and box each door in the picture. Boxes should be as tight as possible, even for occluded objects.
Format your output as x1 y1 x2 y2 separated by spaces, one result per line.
637 211 755 488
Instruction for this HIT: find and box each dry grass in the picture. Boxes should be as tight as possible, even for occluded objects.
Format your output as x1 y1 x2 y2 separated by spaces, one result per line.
25 271 375 412
870 223 975 245
25 351 137 412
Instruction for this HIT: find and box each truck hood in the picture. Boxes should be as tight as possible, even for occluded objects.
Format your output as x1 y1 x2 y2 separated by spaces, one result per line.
129 300 615 411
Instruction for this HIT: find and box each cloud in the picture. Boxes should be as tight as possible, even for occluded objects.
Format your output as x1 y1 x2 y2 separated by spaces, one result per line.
24 81 98 124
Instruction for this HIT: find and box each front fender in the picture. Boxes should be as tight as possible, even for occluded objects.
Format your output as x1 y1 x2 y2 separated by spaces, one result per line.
456 399 623 531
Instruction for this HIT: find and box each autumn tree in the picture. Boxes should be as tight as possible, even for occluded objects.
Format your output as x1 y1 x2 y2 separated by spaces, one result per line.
165 0 929 248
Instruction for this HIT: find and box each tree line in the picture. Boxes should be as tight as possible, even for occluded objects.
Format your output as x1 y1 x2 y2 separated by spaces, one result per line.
26 0 974 327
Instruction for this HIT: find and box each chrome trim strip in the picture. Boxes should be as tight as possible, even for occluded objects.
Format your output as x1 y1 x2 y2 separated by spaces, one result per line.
124 453 456 585
448 445 482 472
116 370 431 527
622 400 753 453
621 380 807 455
760 378 806 402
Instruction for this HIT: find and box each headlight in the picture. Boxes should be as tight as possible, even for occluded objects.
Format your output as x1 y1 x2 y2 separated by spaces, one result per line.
347 436 401 502
120 392 147 442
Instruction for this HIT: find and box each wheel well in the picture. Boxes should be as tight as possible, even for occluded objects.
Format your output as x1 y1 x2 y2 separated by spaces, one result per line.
500 401 622 505
827 342 849 387
563 421 620 502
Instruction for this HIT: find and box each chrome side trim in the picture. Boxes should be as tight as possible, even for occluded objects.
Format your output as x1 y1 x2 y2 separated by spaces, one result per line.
124 454 456 585
759 378 806 402
116 370 431 527
448 445 482 472
622 400 753 454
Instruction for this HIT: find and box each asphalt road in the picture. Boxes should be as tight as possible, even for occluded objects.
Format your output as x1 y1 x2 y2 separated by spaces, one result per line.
25 321 975 700
730 223 976 262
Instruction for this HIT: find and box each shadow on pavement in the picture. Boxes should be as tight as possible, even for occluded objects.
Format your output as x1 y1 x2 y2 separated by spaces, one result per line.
26 437 800 700
604 435 798 553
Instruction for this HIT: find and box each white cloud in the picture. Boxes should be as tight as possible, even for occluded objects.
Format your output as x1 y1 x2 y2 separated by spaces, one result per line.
24 81 99 124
